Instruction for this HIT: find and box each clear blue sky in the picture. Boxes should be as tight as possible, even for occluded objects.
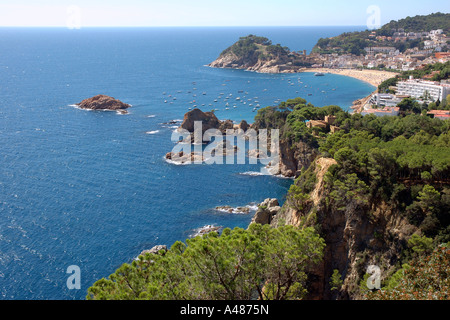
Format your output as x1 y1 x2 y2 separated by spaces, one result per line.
0 0 448 27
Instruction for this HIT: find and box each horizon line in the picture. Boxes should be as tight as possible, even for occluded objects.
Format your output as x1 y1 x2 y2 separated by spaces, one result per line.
0 25 369 28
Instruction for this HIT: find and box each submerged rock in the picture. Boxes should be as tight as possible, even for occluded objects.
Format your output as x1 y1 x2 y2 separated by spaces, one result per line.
165 151 205 164
215 205 250 214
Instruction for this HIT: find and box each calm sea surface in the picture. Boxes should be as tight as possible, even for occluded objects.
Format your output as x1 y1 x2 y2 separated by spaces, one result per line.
0 26 373 299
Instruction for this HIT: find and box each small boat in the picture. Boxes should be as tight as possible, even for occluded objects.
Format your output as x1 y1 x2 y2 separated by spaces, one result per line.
315 72 325 76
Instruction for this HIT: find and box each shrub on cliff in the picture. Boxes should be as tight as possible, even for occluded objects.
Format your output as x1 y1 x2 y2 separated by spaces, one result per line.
86 224 325 300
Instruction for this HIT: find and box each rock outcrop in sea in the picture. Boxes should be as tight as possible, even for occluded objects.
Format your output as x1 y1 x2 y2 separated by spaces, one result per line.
76 94 131 114
178 108 235 135
250 198 281 225
165 109 243 163
208 35 315 74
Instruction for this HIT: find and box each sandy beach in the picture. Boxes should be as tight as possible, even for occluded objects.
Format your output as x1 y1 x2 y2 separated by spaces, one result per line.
299 68 399 88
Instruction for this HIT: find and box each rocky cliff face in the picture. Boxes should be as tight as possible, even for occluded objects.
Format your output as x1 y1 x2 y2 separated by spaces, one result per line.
208 52 292 74
261 136 318 178
270 157 417 300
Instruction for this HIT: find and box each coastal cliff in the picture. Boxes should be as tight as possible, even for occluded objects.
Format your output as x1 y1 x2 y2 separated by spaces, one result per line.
270 157 417 300
252 98 450 300
208 35 313 73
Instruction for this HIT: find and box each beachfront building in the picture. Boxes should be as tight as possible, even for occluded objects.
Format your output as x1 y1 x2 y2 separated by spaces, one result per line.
427 110 450 120
396 79 450 102
372 93 404 107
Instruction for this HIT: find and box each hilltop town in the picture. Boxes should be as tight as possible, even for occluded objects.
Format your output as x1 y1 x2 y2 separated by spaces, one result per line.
297 13 450 119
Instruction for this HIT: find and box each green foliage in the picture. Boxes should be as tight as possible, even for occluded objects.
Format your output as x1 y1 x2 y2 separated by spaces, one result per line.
407 234 433 254
400 61 450 82
378 77 399 93
330 269 343 291
314 31 371 55
288 185 311 212
87 224 325 300
314 13 450 55
379 12 450 35
366 245 450 300
219 34 295 65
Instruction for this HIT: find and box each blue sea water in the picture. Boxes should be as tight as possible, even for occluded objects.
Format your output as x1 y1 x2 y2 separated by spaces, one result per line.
0 26 373 300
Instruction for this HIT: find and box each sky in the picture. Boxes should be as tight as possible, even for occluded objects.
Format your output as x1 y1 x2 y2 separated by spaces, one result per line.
0 0 448 27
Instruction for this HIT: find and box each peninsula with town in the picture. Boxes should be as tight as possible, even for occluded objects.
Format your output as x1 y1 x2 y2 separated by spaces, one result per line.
209 12 450 118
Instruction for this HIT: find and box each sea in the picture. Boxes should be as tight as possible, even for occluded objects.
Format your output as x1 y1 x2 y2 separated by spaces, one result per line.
0 26 374 300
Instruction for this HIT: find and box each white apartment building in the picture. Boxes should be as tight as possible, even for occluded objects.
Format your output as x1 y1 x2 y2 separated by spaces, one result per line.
396 79 450 102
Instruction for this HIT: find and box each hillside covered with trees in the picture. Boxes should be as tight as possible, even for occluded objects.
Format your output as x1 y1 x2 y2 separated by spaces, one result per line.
313 12 450 55
208 34 313 72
